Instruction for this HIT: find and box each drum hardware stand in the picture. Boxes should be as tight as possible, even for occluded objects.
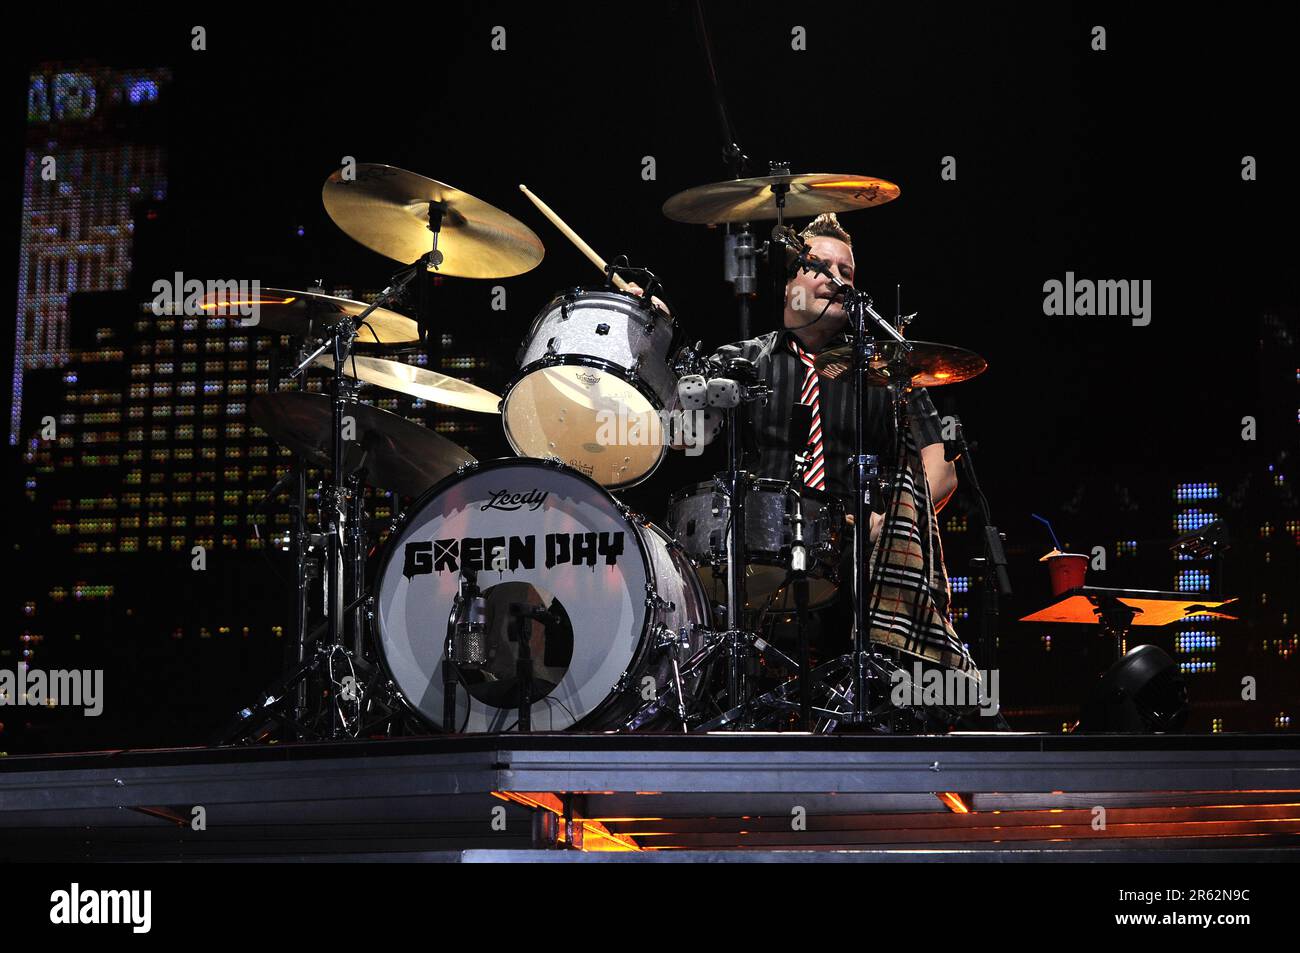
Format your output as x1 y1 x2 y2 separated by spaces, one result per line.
620 624 700 733
250 252 432 742
774 229 911 726
507 603 561 733
700 650 854 731
785 403 815 731
690 0 756 340
946 416 1012 670
766 162 792 330
716 364 770 728
214 589 376 744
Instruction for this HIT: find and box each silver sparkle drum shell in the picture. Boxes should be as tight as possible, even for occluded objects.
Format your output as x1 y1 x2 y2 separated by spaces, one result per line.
374 458 710 732
502 288 679 489
667 477 846 613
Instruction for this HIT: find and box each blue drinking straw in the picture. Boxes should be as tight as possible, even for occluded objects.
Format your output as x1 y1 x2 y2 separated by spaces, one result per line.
1030 513 1062 551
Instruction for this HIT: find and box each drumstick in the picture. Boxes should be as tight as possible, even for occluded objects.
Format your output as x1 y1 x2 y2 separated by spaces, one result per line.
519 184 630 291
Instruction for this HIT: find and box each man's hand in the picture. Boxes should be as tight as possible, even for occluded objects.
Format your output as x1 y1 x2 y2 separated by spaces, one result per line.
848 511 886 544
623 281 670 316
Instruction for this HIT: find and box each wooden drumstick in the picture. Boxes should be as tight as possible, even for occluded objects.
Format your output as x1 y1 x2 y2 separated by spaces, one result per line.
518 184 630 291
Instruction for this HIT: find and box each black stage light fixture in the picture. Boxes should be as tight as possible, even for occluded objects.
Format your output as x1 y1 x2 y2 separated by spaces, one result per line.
1079 644 1189 733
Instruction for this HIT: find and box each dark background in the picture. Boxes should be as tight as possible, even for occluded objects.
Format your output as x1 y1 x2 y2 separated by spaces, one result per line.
3 3 1296 750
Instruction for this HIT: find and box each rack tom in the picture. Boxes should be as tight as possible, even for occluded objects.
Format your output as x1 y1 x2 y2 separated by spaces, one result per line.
502 287 679 489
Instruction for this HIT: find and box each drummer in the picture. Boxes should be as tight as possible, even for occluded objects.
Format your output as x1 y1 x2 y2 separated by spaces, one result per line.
635 212 957 542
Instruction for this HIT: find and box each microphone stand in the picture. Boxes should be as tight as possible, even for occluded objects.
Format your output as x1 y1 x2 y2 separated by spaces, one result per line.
787 448 813 730
774 230 911 725
948 418 1011 670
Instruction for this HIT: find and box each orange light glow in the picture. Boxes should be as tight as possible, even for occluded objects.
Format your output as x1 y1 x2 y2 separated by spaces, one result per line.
809 180 881 190
198 296 294 311
937 792 971 814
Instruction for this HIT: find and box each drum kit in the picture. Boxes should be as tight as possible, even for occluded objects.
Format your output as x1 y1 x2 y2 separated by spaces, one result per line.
217 159 994 745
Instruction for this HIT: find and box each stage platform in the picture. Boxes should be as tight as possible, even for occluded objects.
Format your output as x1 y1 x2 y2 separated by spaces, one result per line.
2 733 1298 861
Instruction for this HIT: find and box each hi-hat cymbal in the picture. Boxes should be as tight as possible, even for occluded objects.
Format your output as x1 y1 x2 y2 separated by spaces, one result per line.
322 164 545 278
198 287 420 345
662 173 900 225
814 340 987 387
250 392 474 496
314 353 501 414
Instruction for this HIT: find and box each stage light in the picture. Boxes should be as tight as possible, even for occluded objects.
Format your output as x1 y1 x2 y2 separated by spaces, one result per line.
1079 644 1189 733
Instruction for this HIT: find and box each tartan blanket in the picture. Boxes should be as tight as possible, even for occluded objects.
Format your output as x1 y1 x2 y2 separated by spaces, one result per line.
862 414 979 679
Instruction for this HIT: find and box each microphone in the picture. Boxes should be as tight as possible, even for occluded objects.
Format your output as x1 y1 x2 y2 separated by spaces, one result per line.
451 569 487 668
787 403 814 573
943 415 967 463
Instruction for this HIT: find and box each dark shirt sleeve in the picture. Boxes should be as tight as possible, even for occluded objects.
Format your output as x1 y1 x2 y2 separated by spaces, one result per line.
906 387 946 449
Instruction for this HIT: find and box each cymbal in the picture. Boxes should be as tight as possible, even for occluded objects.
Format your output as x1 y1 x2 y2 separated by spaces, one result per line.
662 173 900 225
314 353 501 415
198 287 420 345
322 164 545 278
250 392 474 496
813 340 987 387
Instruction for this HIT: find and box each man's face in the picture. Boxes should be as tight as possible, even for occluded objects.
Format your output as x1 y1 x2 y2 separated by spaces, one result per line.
784 235 855 332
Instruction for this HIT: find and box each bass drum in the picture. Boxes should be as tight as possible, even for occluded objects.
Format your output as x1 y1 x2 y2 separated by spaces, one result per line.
374 458 711 732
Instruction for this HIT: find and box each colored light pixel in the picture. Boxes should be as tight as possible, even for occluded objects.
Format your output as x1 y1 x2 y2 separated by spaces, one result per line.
1174 482 1219 502
1174 508 1218 533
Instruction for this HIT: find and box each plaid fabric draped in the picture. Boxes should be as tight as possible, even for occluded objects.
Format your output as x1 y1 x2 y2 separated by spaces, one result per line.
862 413 979 679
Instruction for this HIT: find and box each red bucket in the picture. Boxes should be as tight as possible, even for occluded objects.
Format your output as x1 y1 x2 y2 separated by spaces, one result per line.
1043 551 1088 596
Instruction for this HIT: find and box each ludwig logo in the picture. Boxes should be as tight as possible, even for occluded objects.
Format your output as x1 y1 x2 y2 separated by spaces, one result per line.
481 489 548 512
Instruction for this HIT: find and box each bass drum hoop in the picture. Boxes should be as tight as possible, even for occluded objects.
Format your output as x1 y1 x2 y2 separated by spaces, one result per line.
371 457 679 731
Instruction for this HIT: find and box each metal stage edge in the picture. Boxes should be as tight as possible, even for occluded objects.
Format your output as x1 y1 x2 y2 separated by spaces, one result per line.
2 733 1298 861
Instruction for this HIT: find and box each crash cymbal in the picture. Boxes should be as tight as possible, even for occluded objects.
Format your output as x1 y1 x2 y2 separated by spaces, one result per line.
249 392 474 496
662 173 900 225
322 164 545 278
198 287 420 345
314 353 501 414
814 340 987 387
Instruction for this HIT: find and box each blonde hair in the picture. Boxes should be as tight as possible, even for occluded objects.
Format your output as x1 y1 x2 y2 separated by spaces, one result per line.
799 212 852 246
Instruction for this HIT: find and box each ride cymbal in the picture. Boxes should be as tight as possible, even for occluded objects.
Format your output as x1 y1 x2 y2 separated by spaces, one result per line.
322 164 544 278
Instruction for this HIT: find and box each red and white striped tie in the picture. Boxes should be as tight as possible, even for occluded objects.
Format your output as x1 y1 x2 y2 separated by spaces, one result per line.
789 338 826 491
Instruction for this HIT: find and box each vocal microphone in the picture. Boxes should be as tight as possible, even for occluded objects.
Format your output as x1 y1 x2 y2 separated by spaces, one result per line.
451 568 487 668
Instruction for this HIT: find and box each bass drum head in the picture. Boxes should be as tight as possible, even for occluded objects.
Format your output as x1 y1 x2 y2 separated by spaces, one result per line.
375 458 650 732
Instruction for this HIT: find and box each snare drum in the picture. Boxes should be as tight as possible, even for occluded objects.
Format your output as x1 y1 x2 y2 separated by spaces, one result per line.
502 287 679 489
374 458 711 732
667 477 846 613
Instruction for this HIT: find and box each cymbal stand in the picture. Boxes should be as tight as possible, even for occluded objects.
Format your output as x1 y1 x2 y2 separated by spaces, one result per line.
722 398 751 722
285 252 431 739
